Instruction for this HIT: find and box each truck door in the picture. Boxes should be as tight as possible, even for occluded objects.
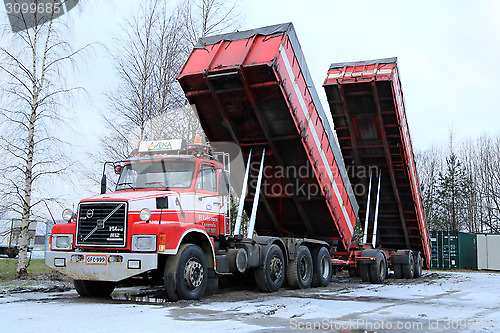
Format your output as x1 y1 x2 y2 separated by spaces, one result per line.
195 164 220 235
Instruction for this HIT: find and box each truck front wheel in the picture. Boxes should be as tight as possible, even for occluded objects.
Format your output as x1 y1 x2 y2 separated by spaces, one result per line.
286 245 313 289
164 243 208 301
74 280 116 297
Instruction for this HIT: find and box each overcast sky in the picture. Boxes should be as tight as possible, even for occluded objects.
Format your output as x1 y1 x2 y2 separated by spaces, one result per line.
68 0 499 153
3 0 499 216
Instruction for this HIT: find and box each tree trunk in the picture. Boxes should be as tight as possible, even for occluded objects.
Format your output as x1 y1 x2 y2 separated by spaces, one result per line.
16 104 36 277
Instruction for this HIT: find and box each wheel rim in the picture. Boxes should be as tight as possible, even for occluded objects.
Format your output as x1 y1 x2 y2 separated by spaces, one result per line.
184 257 204 290
269 254 283 282
379 259 386 279
299 256 310 281
320 255 330 279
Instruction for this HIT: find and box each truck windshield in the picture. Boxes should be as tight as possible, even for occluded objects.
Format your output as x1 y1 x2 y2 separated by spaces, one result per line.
116 160 195 190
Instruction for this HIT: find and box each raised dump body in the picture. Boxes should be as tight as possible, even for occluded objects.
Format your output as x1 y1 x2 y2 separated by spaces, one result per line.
323 58 431 265
178 23 358 251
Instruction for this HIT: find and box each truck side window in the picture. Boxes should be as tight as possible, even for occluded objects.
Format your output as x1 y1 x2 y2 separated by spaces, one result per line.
196 165 217 192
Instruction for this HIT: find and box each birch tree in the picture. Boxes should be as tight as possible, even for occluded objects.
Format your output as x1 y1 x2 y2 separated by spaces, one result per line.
101 0 242 161
0 1 87 276
415 146 444 231
101 0 188 161
461 135 500 233
181 0 243 46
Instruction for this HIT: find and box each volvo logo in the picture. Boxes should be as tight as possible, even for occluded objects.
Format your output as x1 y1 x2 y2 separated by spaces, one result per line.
86 209 94 219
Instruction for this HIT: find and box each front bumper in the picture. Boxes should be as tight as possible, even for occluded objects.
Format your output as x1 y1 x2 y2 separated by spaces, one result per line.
45 251 158 282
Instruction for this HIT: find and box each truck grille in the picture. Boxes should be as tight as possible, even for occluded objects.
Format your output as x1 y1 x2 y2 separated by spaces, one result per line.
76 202 127 247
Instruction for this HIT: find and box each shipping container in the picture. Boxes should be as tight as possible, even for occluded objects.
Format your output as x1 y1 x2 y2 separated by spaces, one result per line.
430 231 477 270
477 234 500 271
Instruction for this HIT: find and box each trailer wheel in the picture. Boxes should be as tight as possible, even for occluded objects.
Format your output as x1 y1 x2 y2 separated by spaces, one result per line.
74 280 116 297
402 253 415 279
393 264 403 279
369 251 387 284
255 244 285 292
164 243 208 301
413 252 423 278
348 268 360 277
287 246 313 289
311 247 332 287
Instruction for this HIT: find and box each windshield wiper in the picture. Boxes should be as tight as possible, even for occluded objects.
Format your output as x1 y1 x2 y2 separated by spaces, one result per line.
116 182 136 191
144 181 170 190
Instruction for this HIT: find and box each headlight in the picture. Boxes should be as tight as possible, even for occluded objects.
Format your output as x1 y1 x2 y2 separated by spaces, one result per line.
62 208 74 222
131 235 157 252
52 234 73 250
139 208 151 222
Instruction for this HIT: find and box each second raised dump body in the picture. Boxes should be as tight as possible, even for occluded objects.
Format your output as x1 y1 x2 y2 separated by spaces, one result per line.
323 58 431 267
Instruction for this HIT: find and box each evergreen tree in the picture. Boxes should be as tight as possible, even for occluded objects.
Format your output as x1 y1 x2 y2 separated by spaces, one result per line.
435 153 470 231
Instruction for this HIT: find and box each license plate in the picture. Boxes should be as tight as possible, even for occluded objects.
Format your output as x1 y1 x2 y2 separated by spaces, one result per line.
85 255 107 265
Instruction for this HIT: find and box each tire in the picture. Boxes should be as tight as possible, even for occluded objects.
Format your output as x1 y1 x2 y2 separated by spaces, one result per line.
368 251 387 284
348 268 359 277
255 244 285 292
163 243 208 301
311 247 332 287
286 245 313 289
413 252 423 278
393 264 403 279
402 253 415 279
359 264 369 282
74 280 116 297
6 248 18 258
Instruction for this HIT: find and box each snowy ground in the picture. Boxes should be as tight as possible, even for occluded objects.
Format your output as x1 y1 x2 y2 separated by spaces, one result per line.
0 270 499 333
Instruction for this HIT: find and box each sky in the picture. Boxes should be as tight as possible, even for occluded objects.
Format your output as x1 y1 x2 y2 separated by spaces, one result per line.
2 0 500 218
66 0 500 151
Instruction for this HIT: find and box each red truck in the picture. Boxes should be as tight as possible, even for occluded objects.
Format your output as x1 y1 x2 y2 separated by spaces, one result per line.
46 23 430 299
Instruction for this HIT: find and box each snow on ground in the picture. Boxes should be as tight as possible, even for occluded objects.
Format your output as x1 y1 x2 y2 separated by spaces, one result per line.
1 271 499 333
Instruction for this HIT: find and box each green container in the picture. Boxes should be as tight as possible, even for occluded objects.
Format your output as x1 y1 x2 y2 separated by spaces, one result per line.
430 231 477 269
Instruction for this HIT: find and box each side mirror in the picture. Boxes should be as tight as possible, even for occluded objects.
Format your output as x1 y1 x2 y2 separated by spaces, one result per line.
218 171 230 196
100 173 107 194
114 165 123 175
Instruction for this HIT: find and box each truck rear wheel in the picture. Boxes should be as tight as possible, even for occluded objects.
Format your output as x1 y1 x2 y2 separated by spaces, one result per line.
286 245 313 289
74 280 116 297
402 253 415 279
164 243 208 301
255 244 285 292
368 251 387 284
413 252 423 278
311 247 332 287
